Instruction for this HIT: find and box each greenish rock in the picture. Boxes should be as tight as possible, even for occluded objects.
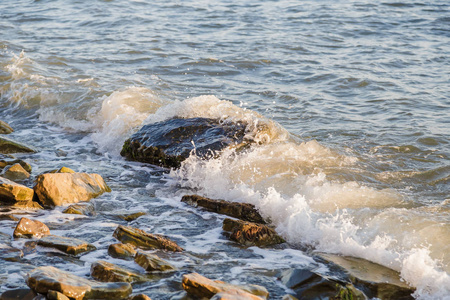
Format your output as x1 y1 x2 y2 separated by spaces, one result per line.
108 243 137 260
37 235 96 255
3 163 30 181
181 194 265 223
62 203 96 216
26 266 132 300
316 253 414 300
0 158 32 173
118 211 146 222
90 260 147 283
113 225 183 252
0 136 36 154
222 218 285 247
134 251 176 272
0 120 14 134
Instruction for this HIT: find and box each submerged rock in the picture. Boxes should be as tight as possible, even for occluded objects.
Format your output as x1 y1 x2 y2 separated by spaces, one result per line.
2 163 30 181
90 260 147 283
134 251 176 272
37 235 96 255
222 218 285 247
34 172 111 208
0 136 36 154
13 217 50 238
62 203 96 216
0 157 32 173
182 273 269 300
26 266 132 300
0 245 24 262
113 225 183 252
181 195 265 223
108 243 137 260
0 120 14 134
121 117 247 168
316 253 415 300
0 176 34 204
117 211 146 222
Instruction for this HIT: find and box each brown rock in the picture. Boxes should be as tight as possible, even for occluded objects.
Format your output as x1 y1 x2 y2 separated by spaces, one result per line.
118 212 146 222
33 172 111 208
26 266 132 300
0 176 34 204
182 273 269 300
0 288 36 300
113 225 183 252
281 295 299 300
3 163 30 181
0 136 36 154
62 203 96 216
47 290 70 300
211 290 265 300
90 260 147 283
134 251 176 272
128 294 152 300
108 243 137 260
13 217 50 238
222 218 285 247
37 235 96 255
316 253 414 300
181 195 265 223
0 120 14 134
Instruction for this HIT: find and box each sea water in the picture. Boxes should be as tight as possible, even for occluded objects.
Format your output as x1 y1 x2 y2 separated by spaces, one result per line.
0 0 449 299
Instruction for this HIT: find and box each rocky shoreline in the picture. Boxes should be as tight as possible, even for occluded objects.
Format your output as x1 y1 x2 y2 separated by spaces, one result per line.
0 118 415 300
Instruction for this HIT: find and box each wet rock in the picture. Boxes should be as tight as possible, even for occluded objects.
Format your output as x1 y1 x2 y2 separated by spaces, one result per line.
0 176 34 204
210 290 267 300
90 260 147 283
134 251 176 272
0 213 19 221
37 235 96 255
0 136 36 154
0 157 32 173
182 273 269 300
0 288 36 300
181 195 265 223
34 172 111 208
222 218 285 247
0 120 14 134
113 225 183 252
26 266 132 300
2 163 30 181
128 294 152 300
118 212 146 222
0 245 24 261
62 203 96 216
281 295 298 300
316 253 414 300
108 243 137 260
10 200 43 210
47 290 70 300
121 117 247 169
13 217 50 238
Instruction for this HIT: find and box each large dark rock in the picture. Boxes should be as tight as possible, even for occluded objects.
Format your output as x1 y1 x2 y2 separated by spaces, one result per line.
120 117 247 168
222 218 285 247
182 195 265 223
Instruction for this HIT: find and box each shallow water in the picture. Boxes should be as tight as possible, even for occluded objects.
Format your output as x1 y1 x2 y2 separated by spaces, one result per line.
0 0 449 299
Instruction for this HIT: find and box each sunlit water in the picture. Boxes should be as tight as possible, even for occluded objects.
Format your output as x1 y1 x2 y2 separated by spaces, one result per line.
0 0 449 299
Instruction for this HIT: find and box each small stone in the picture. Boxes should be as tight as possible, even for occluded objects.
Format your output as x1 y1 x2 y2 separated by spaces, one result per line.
57 167 75 173
222 218 285 247
90 260 147 283
0 136 36 154
118 212 146 222
108 243 137 260
47 290 70 300
128 294 152 300
3 163 30 181
37 235 96 255
134 251 176 272
281 295 299 300
0 176 34 204
62 203 96 216
13 217 51 238
211 290 265 300
0 158 32 173
181 195 265 223
113 225 183 252
0 120 14 134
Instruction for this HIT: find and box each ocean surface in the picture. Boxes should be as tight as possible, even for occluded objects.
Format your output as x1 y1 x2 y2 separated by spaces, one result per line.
0 0 449 299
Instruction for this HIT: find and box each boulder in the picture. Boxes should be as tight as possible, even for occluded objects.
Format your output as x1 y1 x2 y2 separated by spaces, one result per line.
62 203 96 216
120 117 247 168
13 217 50 238
182 273 268 300
134 251 176 272
90 260 147 283
113 225 183 252
0 176 34 204
37 235 96 255
26 266 132 300
2 163 30 181
0 120 14 134
33 172 111 208
0 136 36 154
222 218 285 247
182 195 265 223
316 253 414 300
108 243 137 260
